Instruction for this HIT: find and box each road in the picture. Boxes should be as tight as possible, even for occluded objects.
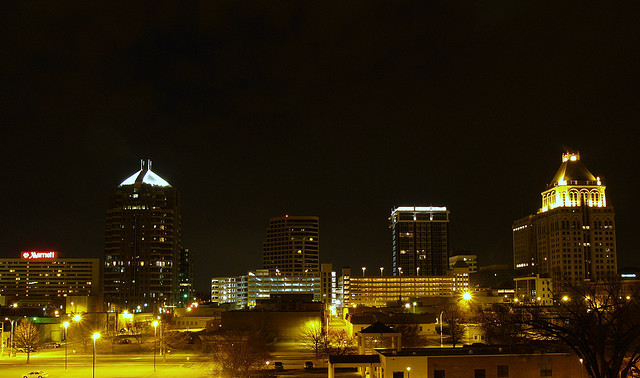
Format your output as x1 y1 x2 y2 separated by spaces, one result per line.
0 343 360 377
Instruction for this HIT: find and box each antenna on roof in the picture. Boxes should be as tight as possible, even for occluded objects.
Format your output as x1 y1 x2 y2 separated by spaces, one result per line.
140 159 144 170
148 159 152 171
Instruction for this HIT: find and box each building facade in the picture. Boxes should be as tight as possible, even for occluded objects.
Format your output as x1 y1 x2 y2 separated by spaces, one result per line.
513 152 617 286
178 247 194 305
390 206 450 276
341 267 469 308
211 269 322 308
0 251 100 310
262 215 319 274
104 160 181 311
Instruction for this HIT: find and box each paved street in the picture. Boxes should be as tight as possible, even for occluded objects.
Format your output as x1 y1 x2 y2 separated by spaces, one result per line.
0 342 360 377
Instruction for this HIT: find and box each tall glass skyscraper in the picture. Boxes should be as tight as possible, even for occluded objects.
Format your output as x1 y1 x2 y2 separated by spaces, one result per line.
104 160 181 312
262 215 319 274
390 206 450 276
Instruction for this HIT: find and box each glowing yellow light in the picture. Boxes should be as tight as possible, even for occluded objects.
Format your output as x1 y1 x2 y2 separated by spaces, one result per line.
63 321 70 328
92 332 100 340
152 320 159 327
562 296 569 301
73 314 82 322
462 292 472 301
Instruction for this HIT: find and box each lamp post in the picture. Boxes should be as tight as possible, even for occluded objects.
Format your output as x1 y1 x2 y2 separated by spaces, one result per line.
406 366 411 377
380 267 384 276
62 321 69 371
152 320 159 372
439 310 443 347
92 333 100 378
362 267 366 276
579 358 583 378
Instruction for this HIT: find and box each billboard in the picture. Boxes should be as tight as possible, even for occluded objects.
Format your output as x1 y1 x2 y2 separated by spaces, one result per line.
21 251 57 260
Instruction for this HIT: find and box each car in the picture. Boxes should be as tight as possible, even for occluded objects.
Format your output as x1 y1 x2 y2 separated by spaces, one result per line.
17 346 38 353
118 338 131 344
43 342 60 348
304 361 314 370
274 361 284 371
23 371 48 378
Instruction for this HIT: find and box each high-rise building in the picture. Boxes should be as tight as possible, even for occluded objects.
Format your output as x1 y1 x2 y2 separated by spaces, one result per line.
390 206 450 276
104 160 181 311
513 152 617 287
178 247 194 305
262 215 319 274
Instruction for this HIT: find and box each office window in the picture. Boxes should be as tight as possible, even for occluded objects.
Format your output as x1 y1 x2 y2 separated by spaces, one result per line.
498 365 509 377
434 370 445 378
475 369 486 378
541 364 552 376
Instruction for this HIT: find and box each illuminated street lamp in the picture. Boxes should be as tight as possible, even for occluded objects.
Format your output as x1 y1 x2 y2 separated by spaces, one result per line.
439 311 444 347
380 267 384 276
406 366 411 377
362 267 366 276
62 321 70 371
462 292 472 301
152 320 159 372
73 314 82 322
92 333 100 378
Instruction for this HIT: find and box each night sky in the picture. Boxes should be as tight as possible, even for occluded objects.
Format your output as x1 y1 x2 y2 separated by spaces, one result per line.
2 2 639 293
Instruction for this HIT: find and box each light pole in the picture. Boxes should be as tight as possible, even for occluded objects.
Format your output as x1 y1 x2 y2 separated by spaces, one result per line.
406 366 411 377
362 267 366 276
416 267 420 276
380 267 384 276
439 310 443 347
92 333 100 378
62 322 69 371
579 358 583 378
152 320 159 372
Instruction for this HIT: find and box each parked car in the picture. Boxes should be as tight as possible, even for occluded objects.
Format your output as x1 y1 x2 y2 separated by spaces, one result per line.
118 338 131 344
274 361 284 371
43 342 60 348
22 371 48 378
17 346 38 353
304 361 314 370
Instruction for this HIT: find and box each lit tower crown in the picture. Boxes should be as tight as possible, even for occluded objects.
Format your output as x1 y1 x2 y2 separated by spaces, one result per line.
540 152 606 213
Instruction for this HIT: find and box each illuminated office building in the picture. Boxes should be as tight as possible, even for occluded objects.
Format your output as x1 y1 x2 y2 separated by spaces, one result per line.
104 160 181 311
262 215 319 274
390 206 450 276
0 251 100 309
513 152 617 286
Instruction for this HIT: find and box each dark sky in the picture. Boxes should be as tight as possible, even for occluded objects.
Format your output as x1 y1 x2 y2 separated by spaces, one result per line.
1 2 639 293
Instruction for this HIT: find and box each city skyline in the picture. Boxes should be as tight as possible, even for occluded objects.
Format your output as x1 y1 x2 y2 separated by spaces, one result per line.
2 3 639 293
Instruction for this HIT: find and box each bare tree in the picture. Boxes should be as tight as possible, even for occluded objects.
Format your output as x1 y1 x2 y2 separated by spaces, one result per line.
67 313 105 352
211 331 272 377
481 302 526 347
301 322 324 358
488 280 640 378
324 329 357 355
14 318 40 364
442 302 465 348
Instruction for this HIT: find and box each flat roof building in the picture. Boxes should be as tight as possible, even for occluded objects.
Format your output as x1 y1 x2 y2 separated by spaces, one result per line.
0 251 100 311
390 206 449 277
262 215 319 274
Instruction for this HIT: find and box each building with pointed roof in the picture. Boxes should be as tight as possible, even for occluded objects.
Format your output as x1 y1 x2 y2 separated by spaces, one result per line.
104 160 181 312
513 152 617 292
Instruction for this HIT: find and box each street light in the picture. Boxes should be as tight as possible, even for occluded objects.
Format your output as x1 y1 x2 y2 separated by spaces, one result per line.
62 321 69 371
362 267 366 276
406 366 411 377
152 320 159 372
92 332 100 378
5 318 15 357
73 314 82 322
380 267 384 276
439 310 444 347
462 292 472 301
579 358 584 378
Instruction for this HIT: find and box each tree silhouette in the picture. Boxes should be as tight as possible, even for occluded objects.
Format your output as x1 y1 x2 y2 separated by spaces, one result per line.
484 280 640 378
14 318 40 364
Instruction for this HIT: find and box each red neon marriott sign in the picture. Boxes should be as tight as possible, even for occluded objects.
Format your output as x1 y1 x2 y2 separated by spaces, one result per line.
21 251 57 260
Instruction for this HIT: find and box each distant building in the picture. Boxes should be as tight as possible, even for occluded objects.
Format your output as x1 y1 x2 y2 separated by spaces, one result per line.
449 254 478 273
104 160 181 312
513 152 617 286
262 215 319 274
178 247 194 305
390 206 449 276
471 264 515 290
514 274 553 305
0 251 101 311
